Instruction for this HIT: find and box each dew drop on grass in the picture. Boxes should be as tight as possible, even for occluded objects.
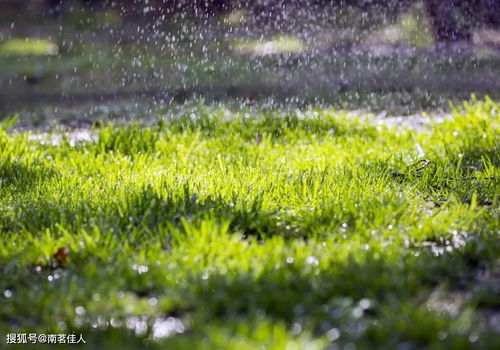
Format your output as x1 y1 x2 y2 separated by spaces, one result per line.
468 332 479 343
75 306 86 315
352 306 364 318
291 322 302 335
152 317 185 340
306 256 319 266
110 318 122 328
132 264 149 274
326 328 340 341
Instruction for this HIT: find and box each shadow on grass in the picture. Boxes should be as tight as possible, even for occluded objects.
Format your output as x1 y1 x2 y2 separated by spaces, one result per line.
3 184 288 239
0 160 58 193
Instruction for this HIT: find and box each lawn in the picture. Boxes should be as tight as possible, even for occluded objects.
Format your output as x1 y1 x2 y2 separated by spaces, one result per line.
0 98 499 348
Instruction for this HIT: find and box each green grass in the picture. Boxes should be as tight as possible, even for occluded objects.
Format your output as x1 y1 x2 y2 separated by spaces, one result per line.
0 38 59 56
231 35 306 55
0 97 499 349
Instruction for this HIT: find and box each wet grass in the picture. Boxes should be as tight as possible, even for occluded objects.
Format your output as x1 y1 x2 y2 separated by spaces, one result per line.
0 97 499 349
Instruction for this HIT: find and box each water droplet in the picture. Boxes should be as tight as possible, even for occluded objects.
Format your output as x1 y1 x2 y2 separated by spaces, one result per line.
291 323 302 335
468 332 479 343
152 317 185 339
306 256 319 266
359 298 371 310
326 328 340 341
75 306 86 315
132 264 149 274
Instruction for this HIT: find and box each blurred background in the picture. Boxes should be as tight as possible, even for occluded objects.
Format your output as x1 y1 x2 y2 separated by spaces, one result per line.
1 0 500 128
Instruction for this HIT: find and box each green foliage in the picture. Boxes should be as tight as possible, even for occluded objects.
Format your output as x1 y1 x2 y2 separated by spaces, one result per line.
0 99 499 348
0 38 59 56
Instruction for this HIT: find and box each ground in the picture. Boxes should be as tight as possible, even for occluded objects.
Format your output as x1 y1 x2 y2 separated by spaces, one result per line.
0 3 499 349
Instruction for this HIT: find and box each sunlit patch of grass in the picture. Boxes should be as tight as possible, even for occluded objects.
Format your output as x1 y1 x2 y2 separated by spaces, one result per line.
0 98 499 348
0 38 59 56
231 35 306 55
